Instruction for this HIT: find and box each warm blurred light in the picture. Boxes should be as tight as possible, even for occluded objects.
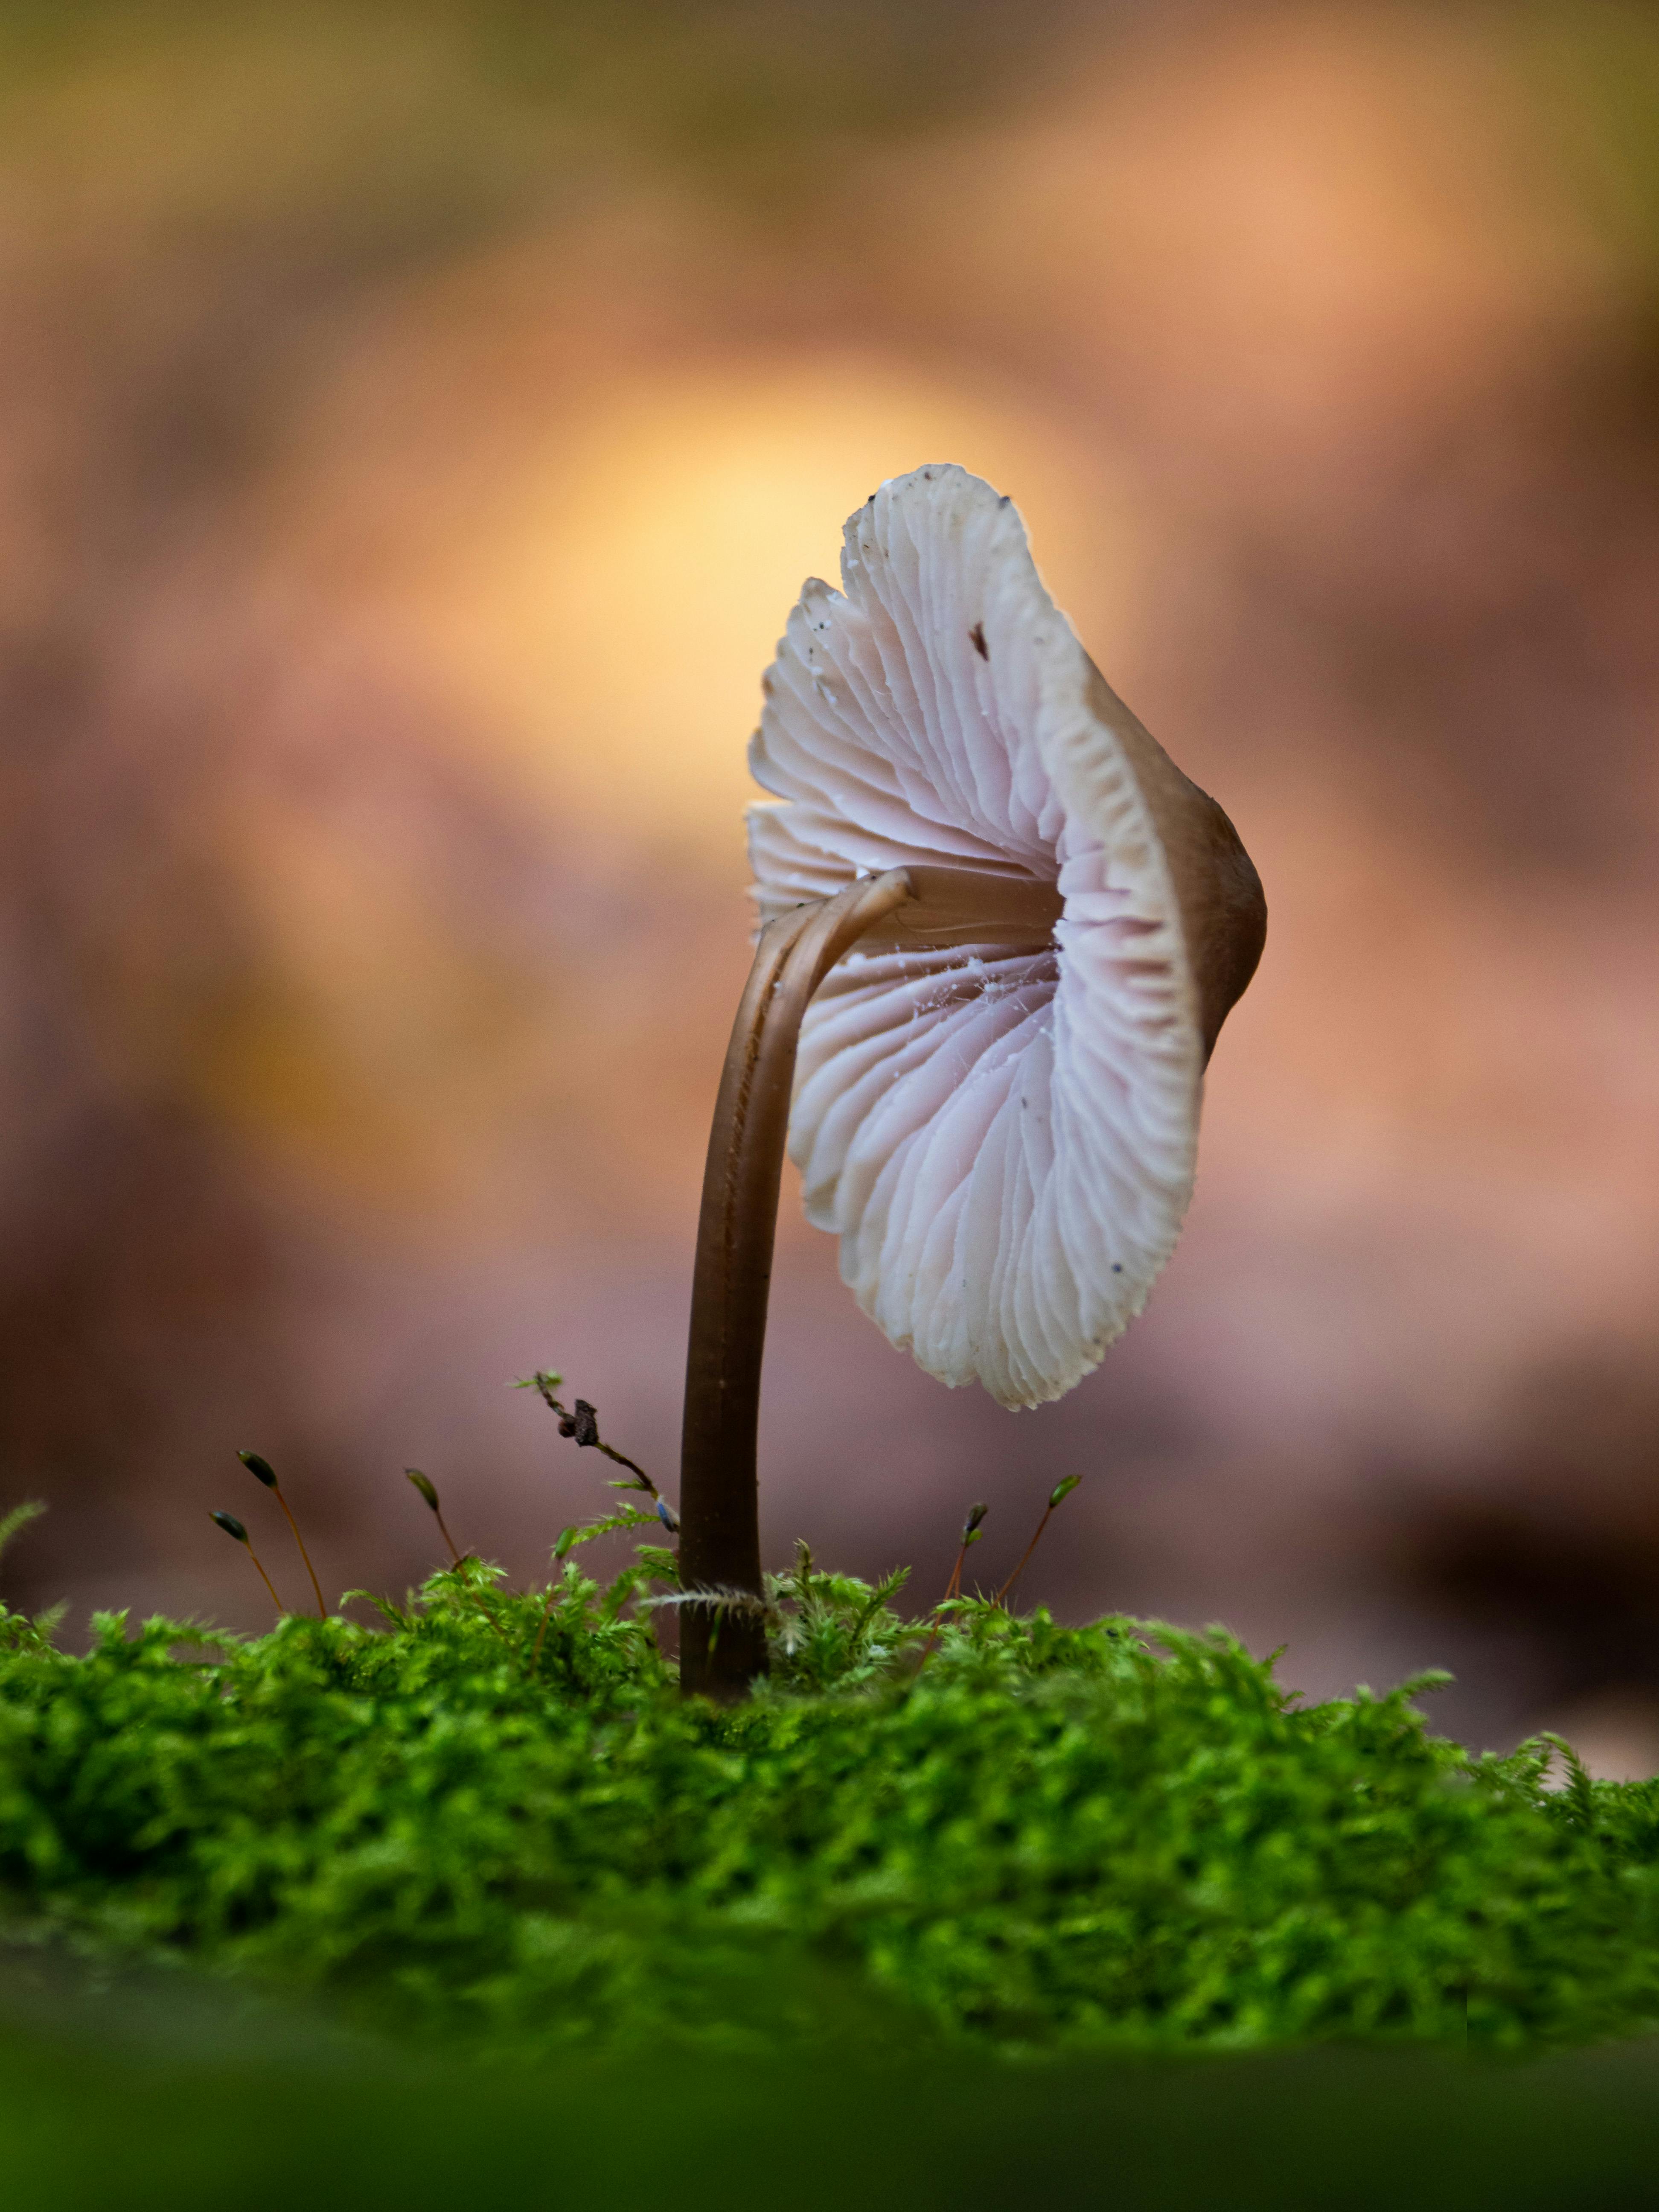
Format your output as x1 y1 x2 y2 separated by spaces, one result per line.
882 6 1618 512
310 357 1143 851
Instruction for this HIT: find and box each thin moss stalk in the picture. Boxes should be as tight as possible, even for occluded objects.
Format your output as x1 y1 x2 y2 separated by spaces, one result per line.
678 870 914 1701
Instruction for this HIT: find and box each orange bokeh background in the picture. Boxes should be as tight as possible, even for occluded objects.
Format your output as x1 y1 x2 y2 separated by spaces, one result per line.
3 0 1657 1760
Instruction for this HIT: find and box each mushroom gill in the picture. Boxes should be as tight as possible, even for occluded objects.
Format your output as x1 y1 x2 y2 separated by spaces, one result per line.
678 464 1265 1698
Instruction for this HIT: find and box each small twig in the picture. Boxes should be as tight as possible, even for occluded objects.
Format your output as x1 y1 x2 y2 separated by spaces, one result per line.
996 1477 1081 1609
239 1452 326 1619
514 1372 667 1502
210 1511 284 1620
515 1375 684 1673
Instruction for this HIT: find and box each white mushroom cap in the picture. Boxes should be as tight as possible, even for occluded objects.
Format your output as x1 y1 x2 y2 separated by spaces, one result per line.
748 465 1265 1409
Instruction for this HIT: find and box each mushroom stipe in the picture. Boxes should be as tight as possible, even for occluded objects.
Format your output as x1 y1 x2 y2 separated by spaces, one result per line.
680 870 914 1696
678 466 1265 1702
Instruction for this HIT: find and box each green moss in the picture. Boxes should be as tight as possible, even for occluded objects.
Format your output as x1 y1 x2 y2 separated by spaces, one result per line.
3 1534 1658 2062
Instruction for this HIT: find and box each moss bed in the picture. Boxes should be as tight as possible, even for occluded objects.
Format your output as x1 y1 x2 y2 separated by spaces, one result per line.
3 1517 1659 2068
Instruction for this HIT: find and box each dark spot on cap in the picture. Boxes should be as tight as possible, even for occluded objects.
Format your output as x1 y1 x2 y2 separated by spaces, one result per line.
969 622 989 661
1111 1263 1123 1273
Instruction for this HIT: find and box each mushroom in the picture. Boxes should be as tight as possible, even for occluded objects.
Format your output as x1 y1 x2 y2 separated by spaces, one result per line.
678 464 1265 1698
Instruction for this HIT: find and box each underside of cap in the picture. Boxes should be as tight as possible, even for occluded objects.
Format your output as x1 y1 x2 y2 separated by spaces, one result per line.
748 464 1264 1408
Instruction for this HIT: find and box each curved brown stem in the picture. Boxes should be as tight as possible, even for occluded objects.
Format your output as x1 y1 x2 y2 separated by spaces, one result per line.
678 870 914 1700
